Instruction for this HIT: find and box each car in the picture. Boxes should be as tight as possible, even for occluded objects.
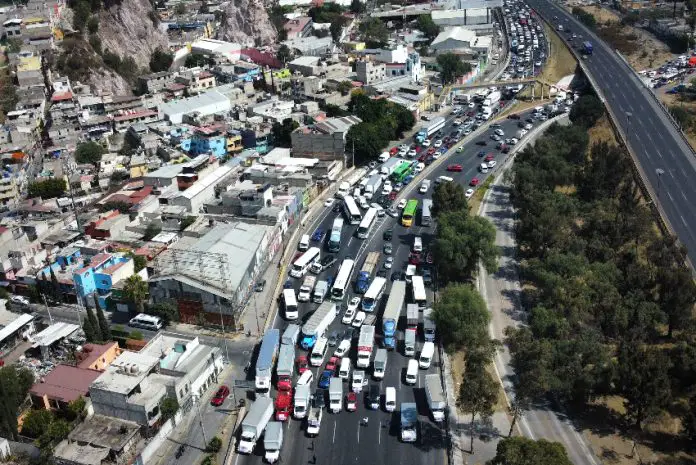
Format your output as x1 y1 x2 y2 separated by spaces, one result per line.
384 257 394 269
368 161 377 169
477 150 487 158
352 311 366 328
383 228 393 241
387 207 399 218
494 128 505 136
376 269 388 278
351 370 367 392
371 203 385 217
433 140 443 148
510 137 519 145
391 271 405 281
332 203 342 213
383 242 393 255
324 198 335 207
326 356 339 373
490 134 501 141
311 228 325 242
476 140 488 146
403 175 414 185
488 160 497 168
422 268 433 286
283 279 293 289
446 164 463 172
485 153 495 162
254 280 266 292
456 146 465 153
297 356 309 374
334 339 350 357
313 389 325 409
211 385 230 406
519 128 528 137
397 198 407 209
394 182 403 192
453 119 462 126
389 147 399 155
470 178 480 186
320 255 337 271
328 330 339 347
318 370 333 389
346 392 358 411
409 252 421 265
342 306 357 324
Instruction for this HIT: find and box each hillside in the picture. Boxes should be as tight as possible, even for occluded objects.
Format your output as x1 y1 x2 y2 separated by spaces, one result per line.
217 0 277 46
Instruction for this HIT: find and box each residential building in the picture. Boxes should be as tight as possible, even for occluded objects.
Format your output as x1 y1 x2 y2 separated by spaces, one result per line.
53 415 141 465
431 26 492 58
283 16 313 40
29 364 103 410
0 311 35 356
288 56 321 76
137 71 178 94
168 164 235 212
160 90 231 124
356 60 386 84
189 38 242 62
291 115 361 161
76 342 122 371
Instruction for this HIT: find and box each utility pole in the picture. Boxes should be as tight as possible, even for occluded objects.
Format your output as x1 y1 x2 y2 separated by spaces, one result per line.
41 293 54 324
195 396 208 446
216 302 230 363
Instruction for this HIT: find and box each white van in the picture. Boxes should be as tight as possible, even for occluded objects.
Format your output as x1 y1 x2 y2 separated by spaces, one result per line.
405 359 418 385
419 342 435 369
384 387 396 412
378 152 390 163
435 176 453 184
339 357 351 380
129 313 163 331
480 163 489 173
297 370 314 386
298 235 310 252
413 236 423 253
310 337 328 366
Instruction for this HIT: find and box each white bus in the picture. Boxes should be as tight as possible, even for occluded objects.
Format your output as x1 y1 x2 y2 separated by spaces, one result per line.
282 288 299 320
412 275 427 308
421 199 432 227
362 277 387 312
342 196 362 225
356 207 378 239
331 258 355 301
290 247 321 278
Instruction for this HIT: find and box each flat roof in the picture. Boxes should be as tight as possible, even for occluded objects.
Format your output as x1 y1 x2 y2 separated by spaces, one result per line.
90 350 160 395
0 313 34 343
31 322 79 348
177 165 232 200
68 414 140 451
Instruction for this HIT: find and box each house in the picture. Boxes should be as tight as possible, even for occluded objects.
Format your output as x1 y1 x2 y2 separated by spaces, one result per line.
137 71 178 94
291 115 361 161
53 415 141 465
356 60 386 84
160 90 231 124
76 342 122 371
168 164 235 212
431 26 492 59
283 16 313 40
29 365 103 410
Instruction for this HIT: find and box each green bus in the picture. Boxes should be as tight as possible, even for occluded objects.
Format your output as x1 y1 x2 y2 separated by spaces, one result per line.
391 162 414 183
401 199 418 227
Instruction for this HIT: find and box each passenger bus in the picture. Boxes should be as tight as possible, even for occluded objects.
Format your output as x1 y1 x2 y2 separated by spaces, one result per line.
402 199 418 227
282 288 299 320
421 199 433 227
327 217 344 252
411 275 427 309
289 247 321 278
342 196 362 225
361 277 387 312
391 162 414 183
356 207 378 239
331 258 355 301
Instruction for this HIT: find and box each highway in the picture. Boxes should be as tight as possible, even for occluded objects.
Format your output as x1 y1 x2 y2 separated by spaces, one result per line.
528 0 696 266
233 108 543 465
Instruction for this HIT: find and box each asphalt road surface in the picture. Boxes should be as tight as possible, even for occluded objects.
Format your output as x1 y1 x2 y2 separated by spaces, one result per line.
234 108 544 465
528 0 696 266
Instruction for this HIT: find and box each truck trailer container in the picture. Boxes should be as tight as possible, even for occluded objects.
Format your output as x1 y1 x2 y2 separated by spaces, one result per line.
300 301 336 349
380 157 405 176
483 90 501 107
255 329 280 392
264 421 284 463
329 378 343 413
363 174 383 200
400 402 418 443
276 344 295 391
355 251 380 294
282 324 300 346
357 325 375 368
406 303 419 327
294 384 311 419
415 117 446 143
238 397 274 454
425 374 446 422
404 328 416 357
382 280 406 349
373 348 387 379
312 280 329 303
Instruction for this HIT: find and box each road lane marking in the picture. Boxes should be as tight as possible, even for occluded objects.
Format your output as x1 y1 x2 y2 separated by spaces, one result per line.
333 421 337 443
378 420 382 444
667 191 674 202
356 420 360 443
682 215 688 226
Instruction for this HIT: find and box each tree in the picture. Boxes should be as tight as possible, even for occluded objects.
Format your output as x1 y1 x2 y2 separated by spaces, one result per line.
0 366 33 440
174 2 186 15
330 17 347 43
432 181 468 217
358 18 389 47
207 436 223 452
72 0 90 31
50 266 61 302
180 216 196 231
682 393 696 442
86 16 99 34
27 178 67 199
75 141 105 165
434 212 499 282
569 94 603 128
417 15 440 41
86 307 102 342
324 104 348 117
488 437 573 465
272 118 300 147
432 284 490 352
336 80 353 95
350 0 364 14
127 253 147 272
82 310 97 342
21 409 53 438
437 53 472 84
161 396 179 421
185 53 214 68
150 48 173 72
96 304 112 341
143 223 162 241
146 302 178 326
458 358 498 453
67 396 86 422
123 275 149 314
276 44 292 64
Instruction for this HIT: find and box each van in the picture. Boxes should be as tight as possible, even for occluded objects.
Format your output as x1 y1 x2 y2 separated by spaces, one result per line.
337 182 350 197
419 342 435 369
435 176 453 185
310 337 328 366
405 359 418 385
378 152 390 163
298 235 310 252
480 163 489 173
358 196 369 209
129 313 163 331
384 386 396 412
413 236 423 253
339 357 351 380
297 370 314 386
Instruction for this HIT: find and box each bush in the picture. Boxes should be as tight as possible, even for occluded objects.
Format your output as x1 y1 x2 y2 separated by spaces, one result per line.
201 455 217 465
206 436 222 453
75 141 105 165
28 178 67 199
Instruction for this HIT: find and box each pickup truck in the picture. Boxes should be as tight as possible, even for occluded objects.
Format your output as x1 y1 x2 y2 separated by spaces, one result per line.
307 403 323 436
298 276 316 302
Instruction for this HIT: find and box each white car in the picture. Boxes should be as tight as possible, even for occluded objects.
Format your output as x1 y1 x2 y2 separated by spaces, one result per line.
453 119 462 126
351 370 366 392
334 340 350 357
494 129 505 136
10 295 29 306
382 185 392 196
524 123 532 130
347 297 361 313
433 140 443 148
384 257 394 269
351 311 366 328
465 188 475 199
421 139 431 147
397 199 407 209
488 160 497 168
324 198 335 207
342 306 356 324
519 129 528 137
407 149 417 158
510 137 519 145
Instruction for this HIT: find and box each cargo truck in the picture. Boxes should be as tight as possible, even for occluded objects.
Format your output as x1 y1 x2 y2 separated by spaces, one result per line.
363 174 383 200
400 402 418 443
373 348 387 379
306 403 323 436
276 344 295 391
382 280 406 349
238 397 274 454
264 421 283 463
329 378 343 413
274 390 292 421
298 275 316 302
300 301 336 350
406 303 419 328
256 329 280 393
415 116 446 143
357 325 375 368
425 374 446 422
282 324 300 346
380 157 405 176
423 307 436 342
483 90 501 108
404 328 416 357
312 280 329 303
294 384 311 419
355 251 380 294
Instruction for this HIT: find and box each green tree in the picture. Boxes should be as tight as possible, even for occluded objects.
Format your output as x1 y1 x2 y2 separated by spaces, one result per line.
358 18 389 47
350 0 364 14
89 35 102 54
682 393 696 442
150 48 173 72
21 409 53 438
100 200 131 213
161 396 179 421
96 304 112 341
75 141 105 165
82 311 97 342
67 396 86 421
417 15 440 41
27 178 67 199
123 275 149 314
330 17 347 43
0 366 34 440
336 80 353 95
127 253 147 272
72 0 91 31
437 53 472 84
85 307 102 342
185 53 214 68
272 118 300 147
432 284 490 352
87 16 99 34
569 94 603 128
324 104 348 117
130 330 144 340
146 302 178 326
143 223 162 241
458 357 498 453
488 437 573 465
432 181 468 217
6 38 23 53
174 2 186 15
572 6 597 29
276 44 292 64
207 436 223 452
50 267 61 302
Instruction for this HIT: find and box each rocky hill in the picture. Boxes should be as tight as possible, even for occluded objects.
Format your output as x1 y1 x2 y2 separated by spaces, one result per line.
217 0 277 47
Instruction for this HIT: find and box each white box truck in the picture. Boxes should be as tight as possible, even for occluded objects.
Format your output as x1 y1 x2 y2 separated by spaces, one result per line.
238 397 274 454
329 377 343 413
357 325 375 368
425 374 446 422
294 384 311 419
264 421 283 463
255 329 280 393
363 174 383 200
300 301 336 350
298 275 316 302
373 348 387 380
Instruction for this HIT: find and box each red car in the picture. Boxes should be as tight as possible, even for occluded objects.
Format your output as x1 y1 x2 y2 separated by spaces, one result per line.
409 252 421 265
508 113 520 120
296 355 309 374
446 164 463 172
418 154 428 162
427 147 436 155
470 178 480 186
326 356 339 373
346 392 358 412
485 154 495 162
389 147 399 155
211 385 230 406
389 191 397 201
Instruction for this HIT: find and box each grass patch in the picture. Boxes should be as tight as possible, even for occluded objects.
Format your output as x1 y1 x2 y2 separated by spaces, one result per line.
586 113 619 150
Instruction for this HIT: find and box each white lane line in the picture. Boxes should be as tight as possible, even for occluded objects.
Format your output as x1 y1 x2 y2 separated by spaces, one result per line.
682 190 687 201
356 420 361 443
378 420 382 444
333 421 337 443
682 215 688 226
667 191 674 202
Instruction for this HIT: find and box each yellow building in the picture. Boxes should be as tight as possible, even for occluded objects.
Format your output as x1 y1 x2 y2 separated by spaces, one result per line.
227 132 243 153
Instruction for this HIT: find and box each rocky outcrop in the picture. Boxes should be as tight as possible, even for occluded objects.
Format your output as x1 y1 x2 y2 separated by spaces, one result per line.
85 68 131 96
218 0 277 47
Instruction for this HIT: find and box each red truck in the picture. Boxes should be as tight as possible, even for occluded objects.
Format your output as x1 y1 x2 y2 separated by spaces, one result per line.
275 389 293 421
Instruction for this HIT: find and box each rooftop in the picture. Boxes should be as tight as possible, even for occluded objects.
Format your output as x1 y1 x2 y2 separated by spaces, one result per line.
54 441 109 465
176 164 233 200
68 414 140 451
432 26 477 47
30 322 79 348
0 313 34 344
77 342 120 370
90 350 159 395
30 364 102 403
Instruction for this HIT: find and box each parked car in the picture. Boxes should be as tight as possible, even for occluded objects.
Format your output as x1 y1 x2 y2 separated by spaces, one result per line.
446 164 463 172
211 385 230 406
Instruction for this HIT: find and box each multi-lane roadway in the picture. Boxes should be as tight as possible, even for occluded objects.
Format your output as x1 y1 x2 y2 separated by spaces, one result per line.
529 0 696 267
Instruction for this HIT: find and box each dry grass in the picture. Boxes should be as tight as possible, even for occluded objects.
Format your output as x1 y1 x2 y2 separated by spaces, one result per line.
450 350 508 415
587 113 619 148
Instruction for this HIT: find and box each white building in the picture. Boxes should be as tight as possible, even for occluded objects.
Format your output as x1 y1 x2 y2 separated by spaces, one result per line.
431 27 492 58
251 99 295 123
190 38 242 62
170 165 235 212
160 90 232 124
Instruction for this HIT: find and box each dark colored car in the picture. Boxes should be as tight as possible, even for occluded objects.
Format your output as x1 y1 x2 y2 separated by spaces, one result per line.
423 268 433 286
367 384 380 410
475 140 488 146
254 279 266 292
311 228 325 242
211 385 230 406
477 150 486 158
318 370 332 389
313 389 326 409
283 279 293 289
391 271 405 281
321 254 337 269
383 229 393 241
376 270 388 278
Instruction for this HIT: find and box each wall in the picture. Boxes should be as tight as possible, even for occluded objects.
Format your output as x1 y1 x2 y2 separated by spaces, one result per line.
136 409 183 465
